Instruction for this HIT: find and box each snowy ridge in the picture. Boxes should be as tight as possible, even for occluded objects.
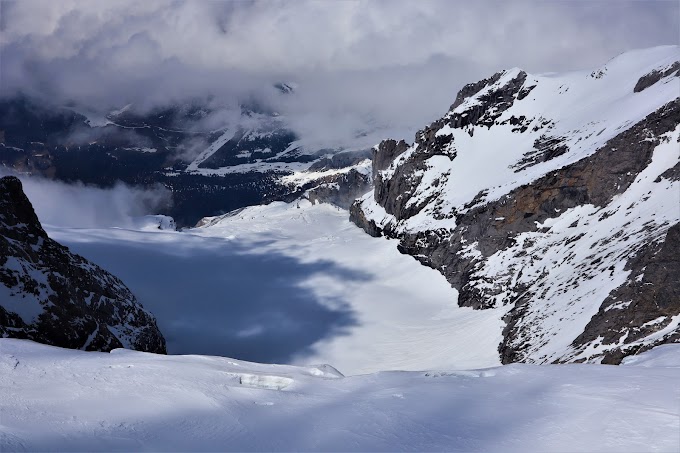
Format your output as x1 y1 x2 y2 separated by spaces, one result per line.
367 46 679 235
1 338 678 452
281 158 371 187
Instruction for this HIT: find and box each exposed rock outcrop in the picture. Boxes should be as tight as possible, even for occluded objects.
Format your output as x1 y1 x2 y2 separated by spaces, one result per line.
570 222 680 364
372 139 409 178
634 61 680 93
0 176 166 353
306 168 372 209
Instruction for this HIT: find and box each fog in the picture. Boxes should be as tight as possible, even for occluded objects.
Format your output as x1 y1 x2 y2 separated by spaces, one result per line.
0 170 171 228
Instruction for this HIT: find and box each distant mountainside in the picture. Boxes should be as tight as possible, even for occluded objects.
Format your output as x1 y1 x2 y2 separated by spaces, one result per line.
0 176 166 353
351 45 680 364
0 92 371 226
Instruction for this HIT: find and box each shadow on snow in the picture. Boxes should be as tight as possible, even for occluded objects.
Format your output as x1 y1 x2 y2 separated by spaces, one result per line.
58 230 364 364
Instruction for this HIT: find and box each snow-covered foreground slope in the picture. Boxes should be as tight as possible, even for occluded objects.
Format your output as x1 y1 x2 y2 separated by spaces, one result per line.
47 200 503 375
1 339 678 452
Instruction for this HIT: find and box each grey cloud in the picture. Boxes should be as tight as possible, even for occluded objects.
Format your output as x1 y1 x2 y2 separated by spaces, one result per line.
1 0 677 150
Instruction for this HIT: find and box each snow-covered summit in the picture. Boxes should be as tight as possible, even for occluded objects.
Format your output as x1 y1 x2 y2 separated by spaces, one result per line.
364 45 679 234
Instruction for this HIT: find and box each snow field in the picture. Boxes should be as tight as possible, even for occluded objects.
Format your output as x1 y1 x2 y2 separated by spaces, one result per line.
48 199 505 375
1 339 678 452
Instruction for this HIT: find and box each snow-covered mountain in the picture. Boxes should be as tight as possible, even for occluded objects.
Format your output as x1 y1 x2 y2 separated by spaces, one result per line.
0 176 166 353
351 45 680 364
1 338 678 451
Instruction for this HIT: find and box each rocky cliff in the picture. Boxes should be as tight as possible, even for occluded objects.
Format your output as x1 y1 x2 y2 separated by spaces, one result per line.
351 45 680 364
0 176 166 353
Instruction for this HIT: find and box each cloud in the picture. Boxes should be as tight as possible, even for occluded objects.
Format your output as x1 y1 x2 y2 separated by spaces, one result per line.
0 169 172 228
1 0 677 149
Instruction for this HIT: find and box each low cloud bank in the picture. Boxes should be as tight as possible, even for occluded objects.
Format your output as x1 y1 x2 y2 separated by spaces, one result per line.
1 169 172 229
1 1 677 153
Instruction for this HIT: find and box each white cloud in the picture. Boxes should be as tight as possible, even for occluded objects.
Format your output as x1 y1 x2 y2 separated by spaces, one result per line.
0 170 171 228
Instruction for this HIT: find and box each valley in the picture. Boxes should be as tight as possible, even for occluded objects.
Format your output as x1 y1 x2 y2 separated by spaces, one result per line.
1 3 679 449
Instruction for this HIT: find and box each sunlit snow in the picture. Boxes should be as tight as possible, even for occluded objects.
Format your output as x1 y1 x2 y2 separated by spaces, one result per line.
1 339 678 452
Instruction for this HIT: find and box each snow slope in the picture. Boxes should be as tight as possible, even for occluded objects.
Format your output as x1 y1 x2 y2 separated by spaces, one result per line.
47 200 504 375
1 338 678 452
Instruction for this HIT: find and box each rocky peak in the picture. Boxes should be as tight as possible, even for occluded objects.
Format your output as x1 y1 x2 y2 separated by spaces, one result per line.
0 176 47 241
0 176 166 353
372 139 409 179
448 71 505 111
444 69 530 131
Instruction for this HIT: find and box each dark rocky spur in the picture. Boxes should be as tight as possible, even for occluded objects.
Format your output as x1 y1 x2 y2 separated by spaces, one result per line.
0 176 166 353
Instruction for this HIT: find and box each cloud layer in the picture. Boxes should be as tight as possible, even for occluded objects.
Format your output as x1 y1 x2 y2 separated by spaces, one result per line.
1 0 678 148
0 169 171 228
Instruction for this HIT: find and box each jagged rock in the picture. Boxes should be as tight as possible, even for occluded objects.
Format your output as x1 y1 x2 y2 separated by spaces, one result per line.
372 139 409 178
306 169 372 209
569 222 680 364
446 70 528 130
0 176 166 353
448 71 505 111
349 201 383 238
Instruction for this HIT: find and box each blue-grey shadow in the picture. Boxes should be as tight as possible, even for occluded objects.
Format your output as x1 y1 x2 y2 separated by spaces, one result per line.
59 231 365 364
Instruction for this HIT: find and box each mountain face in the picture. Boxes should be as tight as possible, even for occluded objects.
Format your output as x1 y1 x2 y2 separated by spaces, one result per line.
351 46 680 364
0 93 371 227
0 176 166 353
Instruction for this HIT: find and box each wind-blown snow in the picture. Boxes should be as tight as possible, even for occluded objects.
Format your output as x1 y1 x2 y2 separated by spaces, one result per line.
1 339 678 452
47 200 504 375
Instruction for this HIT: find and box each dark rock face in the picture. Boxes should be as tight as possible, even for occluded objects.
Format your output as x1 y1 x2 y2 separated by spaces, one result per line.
446 70 528 130
359 69 531 228
448 71 505 111
571 222 680 364
0 176 166 353
634 61 680 93
350 59 680 365
349 200 383 238
372 139 409 179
